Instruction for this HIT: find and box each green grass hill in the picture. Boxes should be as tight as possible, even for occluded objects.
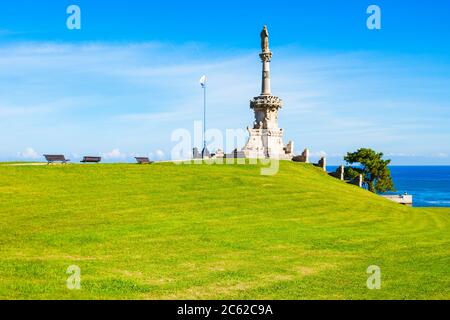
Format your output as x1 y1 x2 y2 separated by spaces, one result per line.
0 161 449 299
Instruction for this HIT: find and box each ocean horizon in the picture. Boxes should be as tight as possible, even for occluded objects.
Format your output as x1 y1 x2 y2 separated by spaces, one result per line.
329 165 450 208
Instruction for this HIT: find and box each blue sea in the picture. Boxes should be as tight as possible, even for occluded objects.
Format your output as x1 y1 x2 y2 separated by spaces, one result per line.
329 166 450 208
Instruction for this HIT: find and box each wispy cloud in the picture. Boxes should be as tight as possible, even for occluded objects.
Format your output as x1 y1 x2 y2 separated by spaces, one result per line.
101 149 126 160
17 147 39 159
154 149 165 160
0 42 449 164
115 110 194 122
0 29 19 37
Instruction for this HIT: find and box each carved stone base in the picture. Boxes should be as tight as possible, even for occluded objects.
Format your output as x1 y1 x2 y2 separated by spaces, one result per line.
242 127 294 160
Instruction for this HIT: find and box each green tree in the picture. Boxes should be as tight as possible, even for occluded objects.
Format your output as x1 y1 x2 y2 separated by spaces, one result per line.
344 148 395 193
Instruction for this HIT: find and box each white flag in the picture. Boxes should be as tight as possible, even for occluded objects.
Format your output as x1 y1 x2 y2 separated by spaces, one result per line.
199 75 207 88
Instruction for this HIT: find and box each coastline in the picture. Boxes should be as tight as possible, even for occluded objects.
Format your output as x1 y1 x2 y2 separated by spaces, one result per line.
329 165 450 208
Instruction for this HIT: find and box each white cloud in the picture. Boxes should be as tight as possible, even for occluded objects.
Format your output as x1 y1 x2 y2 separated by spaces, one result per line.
0 29 18 37
102 148 126 159
386 152 449 159
17 147 39 159
115 110 193 122
309 150 327 158
387 153 419 157
0 42 449 164
155 149 165 160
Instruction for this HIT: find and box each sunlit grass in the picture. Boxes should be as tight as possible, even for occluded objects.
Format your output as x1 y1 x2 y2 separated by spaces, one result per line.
0 161 449 299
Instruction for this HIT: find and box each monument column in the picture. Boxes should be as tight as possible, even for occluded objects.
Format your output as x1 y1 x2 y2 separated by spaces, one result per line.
242 26 294 160
261 53 272 95
260 25 273 96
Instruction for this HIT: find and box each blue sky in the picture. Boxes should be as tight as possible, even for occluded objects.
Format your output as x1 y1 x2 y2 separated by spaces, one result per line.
0 0 450 164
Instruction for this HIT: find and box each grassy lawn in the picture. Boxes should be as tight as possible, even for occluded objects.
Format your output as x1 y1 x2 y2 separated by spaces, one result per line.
0 161 449 299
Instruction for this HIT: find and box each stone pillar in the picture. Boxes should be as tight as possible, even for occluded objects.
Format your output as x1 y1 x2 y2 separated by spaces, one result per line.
349 174 363 188
285 141 294 155
192 147 201 159
357 174 363 188
338 165 345 180
318 157 327 172
302 149 309 163
261 59 271 95
259 49 273 96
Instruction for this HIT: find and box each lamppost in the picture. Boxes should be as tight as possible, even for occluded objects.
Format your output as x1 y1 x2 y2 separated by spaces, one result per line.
199 75 207 159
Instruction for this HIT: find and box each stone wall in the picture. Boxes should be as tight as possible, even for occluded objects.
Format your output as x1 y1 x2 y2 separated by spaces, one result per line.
193 148 201 159
329 165 345 181
381 194 413 206
314 157 327 172
348 174 363 188
292 149 309 163
224 149 246 159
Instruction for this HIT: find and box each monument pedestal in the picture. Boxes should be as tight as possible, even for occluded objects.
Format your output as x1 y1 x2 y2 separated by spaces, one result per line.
244 128 293 160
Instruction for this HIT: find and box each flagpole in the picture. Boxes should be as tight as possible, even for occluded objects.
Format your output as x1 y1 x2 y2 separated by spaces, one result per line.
203 84 206 159
199 75 207 159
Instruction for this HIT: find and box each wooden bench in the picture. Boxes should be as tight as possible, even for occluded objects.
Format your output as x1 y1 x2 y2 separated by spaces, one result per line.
135 157 154 164
44 155 70 164
81 156 101 163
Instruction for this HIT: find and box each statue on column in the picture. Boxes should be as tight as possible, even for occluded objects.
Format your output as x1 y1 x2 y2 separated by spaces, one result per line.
260 25 269 52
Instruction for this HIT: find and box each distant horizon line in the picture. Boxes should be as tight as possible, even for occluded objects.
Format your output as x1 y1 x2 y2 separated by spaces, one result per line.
2 160 450 167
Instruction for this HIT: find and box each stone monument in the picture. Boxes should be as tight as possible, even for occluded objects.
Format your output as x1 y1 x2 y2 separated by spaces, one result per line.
242 26 294 159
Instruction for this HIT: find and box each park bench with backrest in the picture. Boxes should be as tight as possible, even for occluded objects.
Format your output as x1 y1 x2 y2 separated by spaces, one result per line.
81 156 102 163
44 155 70 164
135 157 154 164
